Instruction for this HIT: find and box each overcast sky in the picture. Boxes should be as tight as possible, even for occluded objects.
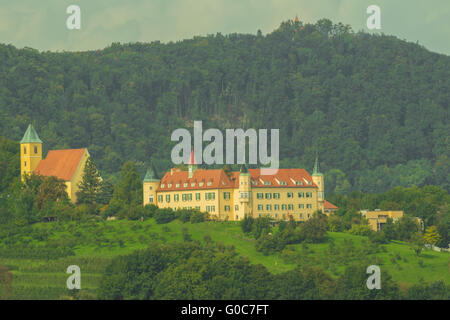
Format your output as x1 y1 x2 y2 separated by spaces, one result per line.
0 0 449 55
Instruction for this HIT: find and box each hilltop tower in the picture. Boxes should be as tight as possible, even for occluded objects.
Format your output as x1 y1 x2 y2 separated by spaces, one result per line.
20 124 43 180
238 164 252 219
143 166 160 206
311 155 324 212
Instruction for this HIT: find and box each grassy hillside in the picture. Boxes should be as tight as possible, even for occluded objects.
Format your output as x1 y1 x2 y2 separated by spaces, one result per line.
1 219 448 299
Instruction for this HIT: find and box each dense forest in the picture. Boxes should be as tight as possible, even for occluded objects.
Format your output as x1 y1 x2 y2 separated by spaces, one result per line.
0 18 449 193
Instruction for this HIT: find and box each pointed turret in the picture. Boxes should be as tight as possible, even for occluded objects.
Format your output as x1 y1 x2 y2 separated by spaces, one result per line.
240 163 249 175
143 166 159 182
312 154 323 176
20 124 43 179
143 165 160 206
311 154 325 210
21 124 42 144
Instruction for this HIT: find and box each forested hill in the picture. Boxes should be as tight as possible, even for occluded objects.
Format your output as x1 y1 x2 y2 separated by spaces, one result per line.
0 19 448 193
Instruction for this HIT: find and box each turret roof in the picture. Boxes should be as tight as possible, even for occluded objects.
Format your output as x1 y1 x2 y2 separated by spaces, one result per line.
20 124 42 144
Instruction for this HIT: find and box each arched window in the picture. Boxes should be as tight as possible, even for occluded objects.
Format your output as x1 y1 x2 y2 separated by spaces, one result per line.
24 147 27 154
34 146 38 154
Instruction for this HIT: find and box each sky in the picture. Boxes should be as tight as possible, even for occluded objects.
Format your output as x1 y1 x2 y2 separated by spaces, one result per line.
0 0 449 55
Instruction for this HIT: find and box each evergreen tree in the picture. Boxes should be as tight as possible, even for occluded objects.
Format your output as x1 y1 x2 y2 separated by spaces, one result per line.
96 180 114 205
76 157 102 205
111 162 142 206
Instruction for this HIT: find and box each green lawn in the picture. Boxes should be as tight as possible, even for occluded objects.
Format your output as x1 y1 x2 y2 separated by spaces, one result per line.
1 219 448 299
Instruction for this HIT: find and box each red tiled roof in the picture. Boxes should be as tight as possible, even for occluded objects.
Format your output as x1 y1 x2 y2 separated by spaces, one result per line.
34 148 87 181
158 168 317 191
324 200 338 210
159 169 234 191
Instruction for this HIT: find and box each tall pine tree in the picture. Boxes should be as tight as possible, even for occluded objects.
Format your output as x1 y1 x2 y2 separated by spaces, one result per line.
76 157 102 205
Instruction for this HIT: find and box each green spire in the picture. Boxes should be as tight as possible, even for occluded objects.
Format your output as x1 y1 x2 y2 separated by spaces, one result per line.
312 155 323 176
240 164 249 175
143 166 160 182
20 124 42 144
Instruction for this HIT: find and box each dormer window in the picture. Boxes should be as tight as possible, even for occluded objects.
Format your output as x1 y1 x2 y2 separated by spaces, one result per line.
161 184 165 188
279 181 287 185
295 181 303 185
199 182 204 187
168 183 172 188
191 182 196 187
176 183 180 188
207 181 212 186
184 182 188 187
264 181 271 186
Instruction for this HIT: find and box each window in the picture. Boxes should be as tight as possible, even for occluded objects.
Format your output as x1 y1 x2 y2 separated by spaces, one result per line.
240 192 249 199
149 186 153 190
295 181 303 186
24 161 27 167
34 146 38 154
300 213 303 219
275 213 278 218
182 194 187 201
174 194 179 202
298 192 304 198
235 205 239 211
176 183 180 188
199 182 204 187
273 193 280 199
207 181 212 186
266 204 272 211
306 192 312 198
236 215 239 220
256 193 263 199
211 206 215 212
158 195 163 202
160 184 165 188
258 205 263 211
274 204 280 210
263 181 271 185
288 204 293 210
187 194 192 201
265 193 272 199
287 192 293 198
183 182 188 187
191 182 196 187
223 192 231 200
307 213 311 219
149 195 154 203
206 192 215 200
23 147 27 154
166 195 170 203
196 193 201 201
299 204 304 209
206 206 210 212
279 181 287 185
168 183 172 188
225 205 230 212
282 204 287 210
306 204 312 209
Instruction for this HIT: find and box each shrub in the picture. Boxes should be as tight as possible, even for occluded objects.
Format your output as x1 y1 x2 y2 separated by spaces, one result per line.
348 224 373 237
154 208 175 224
190 211 207 224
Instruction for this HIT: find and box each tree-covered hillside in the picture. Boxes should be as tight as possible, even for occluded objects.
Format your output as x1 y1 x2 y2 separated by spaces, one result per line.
0 19 448 193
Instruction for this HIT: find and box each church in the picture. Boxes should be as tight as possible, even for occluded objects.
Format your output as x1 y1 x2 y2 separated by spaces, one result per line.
143 150 338 221
20 124 90 203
